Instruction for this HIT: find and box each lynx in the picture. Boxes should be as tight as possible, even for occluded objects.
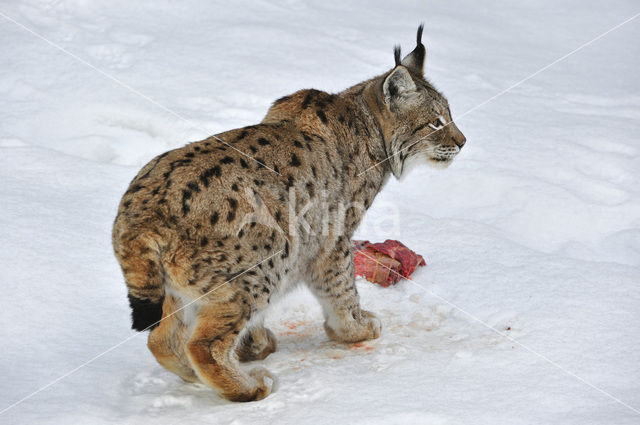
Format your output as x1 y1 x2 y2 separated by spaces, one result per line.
112 25 466 402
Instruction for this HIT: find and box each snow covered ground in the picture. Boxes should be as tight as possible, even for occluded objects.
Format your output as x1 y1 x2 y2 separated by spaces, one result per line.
1 0 639 423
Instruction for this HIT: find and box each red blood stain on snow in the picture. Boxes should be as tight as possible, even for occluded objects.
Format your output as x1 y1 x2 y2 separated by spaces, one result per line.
285 320 307 329
278 320 311 337
349 342 374 351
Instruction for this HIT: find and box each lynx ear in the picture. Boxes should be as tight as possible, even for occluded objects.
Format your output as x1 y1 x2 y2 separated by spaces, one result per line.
401 24 426 76
383 66 417 107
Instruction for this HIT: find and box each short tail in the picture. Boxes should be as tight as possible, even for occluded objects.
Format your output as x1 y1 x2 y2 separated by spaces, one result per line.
113 231 165 331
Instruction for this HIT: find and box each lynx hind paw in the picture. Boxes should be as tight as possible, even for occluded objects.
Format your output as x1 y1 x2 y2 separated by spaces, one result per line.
236 328 277 362
249 367 276 400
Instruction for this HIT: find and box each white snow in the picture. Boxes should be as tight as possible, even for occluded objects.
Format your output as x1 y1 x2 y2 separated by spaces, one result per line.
1 1 639 424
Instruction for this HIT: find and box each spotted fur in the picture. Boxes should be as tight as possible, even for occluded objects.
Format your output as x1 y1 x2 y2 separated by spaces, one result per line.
112 25 466 402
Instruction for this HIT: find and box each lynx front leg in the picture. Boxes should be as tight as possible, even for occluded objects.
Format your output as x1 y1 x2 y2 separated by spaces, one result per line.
309 237 381 343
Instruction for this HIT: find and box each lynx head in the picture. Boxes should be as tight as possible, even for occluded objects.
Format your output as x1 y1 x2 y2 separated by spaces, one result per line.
378 25 466 178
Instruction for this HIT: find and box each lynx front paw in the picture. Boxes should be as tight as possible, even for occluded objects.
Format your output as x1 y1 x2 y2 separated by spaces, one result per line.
324 310 382 343
361 310 382 339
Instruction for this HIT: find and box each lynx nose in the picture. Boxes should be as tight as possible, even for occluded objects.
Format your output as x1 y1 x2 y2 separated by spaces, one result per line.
450 123 466 148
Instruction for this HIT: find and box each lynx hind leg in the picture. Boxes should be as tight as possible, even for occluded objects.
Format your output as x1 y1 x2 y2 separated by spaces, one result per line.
236 326 277 362
185 297 274 402
147 295 199 383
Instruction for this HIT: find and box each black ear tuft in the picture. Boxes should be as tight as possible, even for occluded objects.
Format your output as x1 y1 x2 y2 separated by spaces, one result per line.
417 23 424 45
400 24 427 75
393 45 402 66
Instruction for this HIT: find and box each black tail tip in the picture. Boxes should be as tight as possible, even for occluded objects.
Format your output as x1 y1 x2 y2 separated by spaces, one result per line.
128 295 164 331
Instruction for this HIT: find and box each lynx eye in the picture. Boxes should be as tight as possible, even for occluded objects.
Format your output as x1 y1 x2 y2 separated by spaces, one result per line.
428 115 446 131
